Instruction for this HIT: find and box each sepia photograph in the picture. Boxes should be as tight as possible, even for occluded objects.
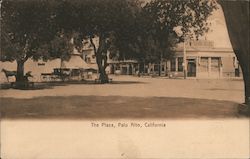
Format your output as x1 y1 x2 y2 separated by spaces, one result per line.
0 0 249 158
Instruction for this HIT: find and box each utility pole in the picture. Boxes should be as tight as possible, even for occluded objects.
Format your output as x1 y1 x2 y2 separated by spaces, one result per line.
183 39 187 79
176 28 187 79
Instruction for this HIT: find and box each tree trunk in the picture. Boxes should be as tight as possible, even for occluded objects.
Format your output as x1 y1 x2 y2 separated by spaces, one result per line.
14 60 29 89
244 76 250 106
219 1 250 106
96 53 109 84
90 35 109 84
241 57 250 106
16 60 25 82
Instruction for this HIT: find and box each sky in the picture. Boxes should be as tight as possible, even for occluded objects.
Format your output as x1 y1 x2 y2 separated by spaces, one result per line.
205 5 232 48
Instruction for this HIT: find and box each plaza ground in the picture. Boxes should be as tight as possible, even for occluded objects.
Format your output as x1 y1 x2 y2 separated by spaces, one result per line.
0 76 245 119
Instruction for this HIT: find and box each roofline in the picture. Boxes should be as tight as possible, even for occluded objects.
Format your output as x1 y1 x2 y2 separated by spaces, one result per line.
175 48 234 52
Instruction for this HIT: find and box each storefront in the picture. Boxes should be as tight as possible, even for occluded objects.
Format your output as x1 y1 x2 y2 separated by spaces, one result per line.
108 60 139 75
84 39 241 79
168 40 241 79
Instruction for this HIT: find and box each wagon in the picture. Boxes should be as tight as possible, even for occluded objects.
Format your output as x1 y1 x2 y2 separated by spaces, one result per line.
41 68 84 82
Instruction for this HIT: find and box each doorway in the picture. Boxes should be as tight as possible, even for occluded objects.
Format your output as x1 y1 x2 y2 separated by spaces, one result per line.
187 59 196 77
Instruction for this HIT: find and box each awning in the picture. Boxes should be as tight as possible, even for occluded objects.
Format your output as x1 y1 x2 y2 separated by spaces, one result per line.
61 55 89 69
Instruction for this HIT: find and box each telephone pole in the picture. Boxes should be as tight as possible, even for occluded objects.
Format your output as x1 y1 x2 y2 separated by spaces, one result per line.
183 38 187 79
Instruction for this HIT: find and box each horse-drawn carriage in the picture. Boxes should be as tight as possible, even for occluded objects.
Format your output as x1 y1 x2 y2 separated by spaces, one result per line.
41 68 84 82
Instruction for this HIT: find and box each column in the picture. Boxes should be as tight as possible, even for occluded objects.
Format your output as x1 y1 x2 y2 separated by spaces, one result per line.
196 57 199 78
175 58 178 72
208 57 211 77
114 64 116 71
127 64 129 75
167 60 170 72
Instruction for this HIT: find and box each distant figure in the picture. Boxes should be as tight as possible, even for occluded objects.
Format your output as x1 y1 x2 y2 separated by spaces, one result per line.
1 69 17 82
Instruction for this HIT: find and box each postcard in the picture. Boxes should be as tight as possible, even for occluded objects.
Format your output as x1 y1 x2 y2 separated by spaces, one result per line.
1 0 249 158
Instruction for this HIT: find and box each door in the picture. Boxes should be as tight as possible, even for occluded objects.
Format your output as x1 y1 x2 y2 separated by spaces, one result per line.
128 64 133 75
187 59 196 77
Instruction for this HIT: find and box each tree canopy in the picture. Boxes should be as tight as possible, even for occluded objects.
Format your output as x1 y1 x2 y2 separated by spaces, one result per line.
0 0 217 83
130 0 217 61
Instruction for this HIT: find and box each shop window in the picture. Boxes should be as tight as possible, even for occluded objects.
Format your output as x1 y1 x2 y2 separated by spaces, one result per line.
211 57 220 72
71 69 80 76
200 57 209 72
178 57 183 72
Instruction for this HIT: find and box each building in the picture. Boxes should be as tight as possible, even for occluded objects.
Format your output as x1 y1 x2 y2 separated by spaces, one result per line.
106 39 241 79
133 6 243 79
79 37 241 79
106 6 242 79
167 40 241 79
0 47 90 83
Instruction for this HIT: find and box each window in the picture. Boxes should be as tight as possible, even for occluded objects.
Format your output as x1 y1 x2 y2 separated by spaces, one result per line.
170 58 176 71
161 65 165 72
200 57 209 72
38 63 45 66
178 57 183 72
211 57 220 72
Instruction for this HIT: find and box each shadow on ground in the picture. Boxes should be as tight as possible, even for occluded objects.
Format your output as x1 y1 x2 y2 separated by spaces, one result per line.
0 80 145 90
0 96 246 119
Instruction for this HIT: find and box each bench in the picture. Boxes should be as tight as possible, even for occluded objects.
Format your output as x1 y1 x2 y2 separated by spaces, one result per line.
11 81 34 88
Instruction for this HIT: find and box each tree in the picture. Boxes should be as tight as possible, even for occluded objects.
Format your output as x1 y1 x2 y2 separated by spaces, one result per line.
141 0 217 69
219 1 250 108
1 0 218 85
0 0 138 84
70 0 141 83
110 0 217 76
150 0 217 40
0 0 73 85
1 1 50 82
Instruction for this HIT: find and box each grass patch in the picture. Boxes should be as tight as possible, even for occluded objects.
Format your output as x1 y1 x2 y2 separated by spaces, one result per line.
0 96 243 119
